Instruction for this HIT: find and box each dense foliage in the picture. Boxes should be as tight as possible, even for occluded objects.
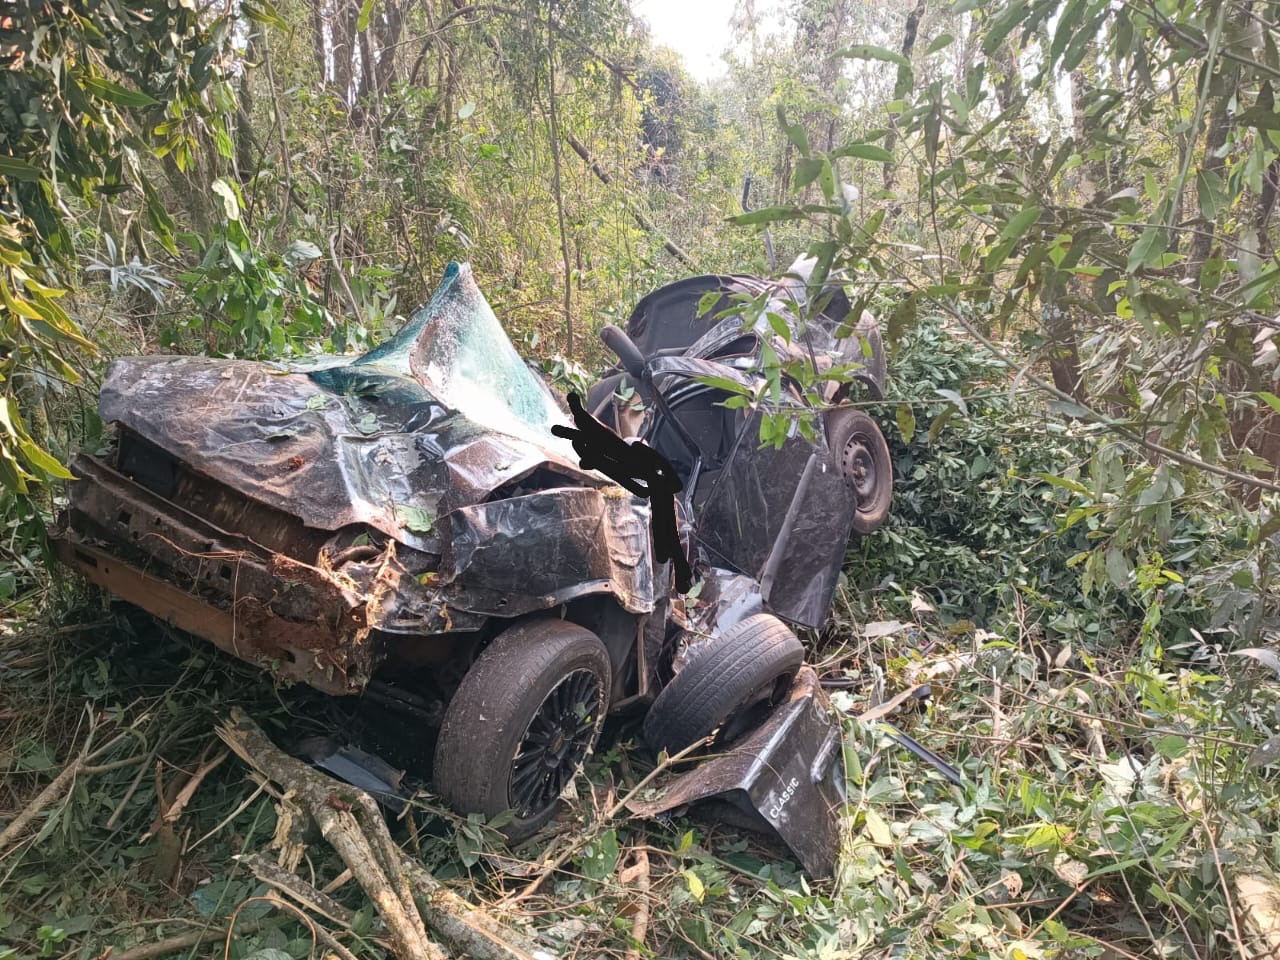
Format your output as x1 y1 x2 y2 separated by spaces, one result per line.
2 0 1279 958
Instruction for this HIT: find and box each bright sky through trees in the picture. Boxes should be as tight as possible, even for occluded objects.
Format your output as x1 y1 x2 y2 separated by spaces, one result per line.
632 0 738 81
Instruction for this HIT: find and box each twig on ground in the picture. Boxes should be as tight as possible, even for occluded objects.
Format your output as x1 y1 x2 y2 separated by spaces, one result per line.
238 852 356 926
506 734 712 905
619 848 650 960
217 707 546 960
106 743 160 831
188 781 267 853
98 919 269 960
0 724 132 858
321 868 353 895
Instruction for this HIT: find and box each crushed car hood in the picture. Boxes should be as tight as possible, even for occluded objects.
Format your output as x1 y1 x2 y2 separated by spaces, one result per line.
99 264 606 557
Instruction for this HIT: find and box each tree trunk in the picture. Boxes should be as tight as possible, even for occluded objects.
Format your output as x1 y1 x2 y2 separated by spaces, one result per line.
883 0 927 194
236 27 258 185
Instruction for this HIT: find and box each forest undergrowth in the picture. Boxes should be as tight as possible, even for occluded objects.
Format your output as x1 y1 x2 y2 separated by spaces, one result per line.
5 0 1280 957
2 319 1277 960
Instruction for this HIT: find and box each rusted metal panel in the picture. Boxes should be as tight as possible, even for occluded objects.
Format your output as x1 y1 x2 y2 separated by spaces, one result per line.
52 538 374 695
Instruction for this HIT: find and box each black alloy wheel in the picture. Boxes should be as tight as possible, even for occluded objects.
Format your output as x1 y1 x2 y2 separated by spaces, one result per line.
509 668 604 817
433 618 611 840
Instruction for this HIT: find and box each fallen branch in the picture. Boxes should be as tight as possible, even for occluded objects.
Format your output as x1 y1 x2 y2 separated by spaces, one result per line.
0 759 85 857
619 848 650 960
0 728 132 859
238 852 357 926
100 919 269 960
217 708 548 960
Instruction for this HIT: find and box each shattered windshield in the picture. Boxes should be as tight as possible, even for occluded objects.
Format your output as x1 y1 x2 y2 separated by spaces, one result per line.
352 262 572 447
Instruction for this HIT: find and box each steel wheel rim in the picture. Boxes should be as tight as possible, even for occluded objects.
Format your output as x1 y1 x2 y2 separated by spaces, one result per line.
840 433 879 505
508 669 604 818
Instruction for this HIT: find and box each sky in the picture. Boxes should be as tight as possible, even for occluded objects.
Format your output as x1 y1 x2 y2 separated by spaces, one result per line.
632 0 741 83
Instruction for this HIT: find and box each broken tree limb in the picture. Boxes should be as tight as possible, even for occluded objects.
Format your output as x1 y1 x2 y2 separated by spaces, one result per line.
238 852 357 926
0 726 133 859
216 708 549 960
100 919 270 960
563 133 699 272
0 758 85 857
216 710 439 960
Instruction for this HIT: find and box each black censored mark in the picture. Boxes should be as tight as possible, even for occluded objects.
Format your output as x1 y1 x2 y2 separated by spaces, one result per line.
552 393 693 592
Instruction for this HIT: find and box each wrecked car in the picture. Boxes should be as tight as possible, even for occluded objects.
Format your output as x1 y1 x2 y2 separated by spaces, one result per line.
51 258 891 876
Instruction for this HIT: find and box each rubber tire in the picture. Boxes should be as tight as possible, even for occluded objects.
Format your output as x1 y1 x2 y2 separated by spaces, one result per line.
826 407 893 535
433 618 611 841
643 613 804 755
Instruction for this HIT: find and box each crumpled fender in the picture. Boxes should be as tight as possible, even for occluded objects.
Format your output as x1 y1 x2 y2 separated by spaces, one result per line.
625 666 846 877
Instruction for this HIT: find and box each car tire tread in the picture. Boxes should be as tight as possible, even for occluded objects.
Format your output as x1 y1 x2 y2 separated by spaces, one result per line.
643 613 804 755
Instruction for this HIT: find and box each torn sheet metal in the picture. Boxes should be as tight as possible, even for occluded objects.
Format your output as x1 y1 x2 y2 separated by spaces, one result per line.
54 454 385 693
442 487 654 616
73 262 655 642
97 264 607 554
54 261 659 704
626 666 846 877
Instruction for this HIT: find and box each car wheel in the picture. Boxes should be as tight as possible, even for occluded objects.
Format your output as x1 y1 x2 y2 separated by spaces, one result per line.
826 407 893 535
643 613 804 755
433 618 611 841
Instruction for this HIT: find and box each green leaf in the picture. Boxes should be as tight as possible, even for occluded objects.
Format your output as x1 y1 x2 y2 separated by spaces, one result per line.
694 375 752 396
356 0 377 31
1258 391 1280 415
0 156 42 181
833 142 893 163
926 33 956 54
1126 226 1168 273
80 76 160 108
1238 105 1280 131
730 206 806 226
1036 472 1090 495
928 404 958 444
982 3 1030 56
683 869 705 902
398 505 435 534
1105 546 1131 590
211 178 240 222
792 156 824 191
999 204 1041 244
818 157 835 202
457 101 476 120
776 105 810 155
835 44 911 69
20 441 72 479
695 290 721 318
863 808 894 845
1196 169 1225 221
895 403 916 444
241 0 289 28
